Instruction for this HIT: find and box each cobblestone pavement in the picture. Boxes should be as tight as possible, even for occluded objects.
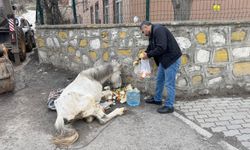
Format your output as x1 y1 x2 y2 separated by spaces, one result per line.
176 97 250 150
175 97 250 150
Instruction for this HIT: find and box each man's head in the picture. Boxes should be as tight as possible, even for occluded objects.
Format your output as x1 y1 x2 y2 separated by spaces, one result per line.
140 21 152 36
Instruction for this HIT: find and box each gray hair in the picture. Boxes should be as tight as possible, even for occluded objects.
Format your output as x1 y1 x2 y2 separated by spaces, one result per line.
140 20 152 29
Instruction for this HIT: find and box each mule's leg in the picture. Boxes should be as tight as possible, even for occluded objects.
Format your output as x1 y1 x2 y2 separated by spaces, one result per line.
94 106 126 124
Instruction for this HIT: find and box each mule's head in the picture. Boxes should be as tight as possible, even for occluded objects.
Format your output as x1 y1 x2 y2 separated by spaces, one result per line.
110 61 122 89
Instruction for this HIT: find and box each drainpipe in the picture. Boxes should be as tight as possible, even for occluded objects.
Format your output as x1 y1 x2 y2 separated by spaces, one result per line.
72 0 77 24
146 0 150 21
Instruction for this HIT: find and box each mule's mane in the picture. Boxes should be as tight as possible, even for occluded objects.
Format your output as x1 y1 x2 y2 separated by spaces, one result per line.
81 64 114 83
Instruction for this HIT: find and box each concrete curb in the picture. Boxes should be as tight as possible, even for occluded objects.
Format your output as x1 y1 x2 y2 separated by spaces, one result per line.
173 112 239 150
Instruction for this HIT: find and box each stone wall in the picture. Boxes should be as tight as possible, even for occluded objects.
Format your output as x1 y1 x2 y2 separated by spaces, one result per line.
36 21 250 96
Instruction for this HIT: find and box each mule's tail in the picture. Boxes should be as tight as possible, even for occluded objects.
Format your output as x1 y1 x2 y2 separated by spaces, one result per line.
53 108 79 147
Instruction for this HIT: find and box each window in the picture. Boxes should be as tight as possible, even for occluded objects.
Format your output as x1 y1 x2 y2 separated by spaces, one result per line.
114 0 123 23
90 6 94 24
20 18 28 27
82 0 88 13
95 2 100 24
103 0 109 24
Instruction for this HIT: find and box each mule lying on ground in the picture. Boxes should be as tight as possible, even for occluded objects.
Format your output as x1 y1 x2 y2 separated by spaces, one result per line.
53 62 126 147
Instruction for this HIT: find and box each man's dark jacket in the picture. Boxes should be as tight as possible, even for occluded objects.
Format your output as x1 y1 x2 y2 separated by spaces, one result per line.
146 24 182 69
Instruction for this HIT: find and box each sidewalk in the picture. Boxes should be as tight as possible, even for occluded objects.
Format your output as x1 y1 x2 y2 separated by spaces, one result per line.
0 55 242 150
176 97 250 150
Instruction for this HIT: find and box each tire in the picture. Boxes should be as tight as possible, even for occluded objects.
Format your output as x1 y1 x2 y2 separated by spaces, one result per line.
16 27 26 62
25 32 36 52
31 32 36 48
25 32 34 52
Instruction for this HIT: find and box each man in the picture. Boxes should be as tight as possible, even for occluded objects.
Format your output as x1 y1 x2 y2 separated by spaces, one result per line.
140 21 182 113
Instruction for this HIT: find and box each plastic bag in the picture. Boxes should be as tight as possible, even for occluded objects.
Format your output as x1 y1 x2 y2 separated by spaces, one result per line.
134 59 151 78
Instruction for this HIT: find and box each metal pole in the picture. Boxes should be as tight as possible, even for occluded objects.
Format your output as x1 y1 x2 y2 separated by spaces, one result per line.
72 0 77 24
146 0 150 21
36 0 44 25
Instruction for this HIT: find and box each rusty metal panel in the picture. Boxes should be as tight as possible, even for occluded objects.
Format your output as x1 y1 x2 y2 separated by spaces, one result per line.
0 57 14 94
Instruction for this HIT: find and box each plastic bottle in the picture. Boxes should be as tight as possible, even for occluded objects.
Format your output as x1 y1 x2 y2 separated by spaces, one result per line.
126 88 140 106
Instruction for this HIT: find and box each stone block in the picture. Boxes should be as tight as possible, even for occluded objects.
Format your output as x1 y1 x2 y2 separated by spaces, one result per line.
230 120 245 125
200 122 215 128
240 129 250 134
211 31 226 46
207 67 222 76
196 49 210 63
237 134 250 141
69 39 77 47
196 32 207 45
177 77 188 87
181 54 189 65
232 47 250 59
103 51 109 62
242 123 250 128
208 77 222 85
102 41 109 48
192 75 203 86
90 39 101 50
117 49 132 56
119 31 127 39
79 39 88 48
101 31 109 40
176 37 191 50
82 55 90 65
215 121 230 126
231 31 246 42
218 116 232 121
37 38 45 48
89 51 97 61
76 50 81 57
211 126 227 132
53 38 60 48
233 62 250 77
136 40 149 46
73 56 81 63
58 31 68 40
188 66 201 72
227 125 242 130
223 130 240 136
67 46 76 53
205 118 218 122
46 37 54 48
214 48 228 62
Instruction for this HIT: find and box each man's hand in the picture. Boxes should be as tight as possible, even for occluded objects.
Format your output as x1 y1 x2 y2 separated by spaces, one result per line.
139 51 148 59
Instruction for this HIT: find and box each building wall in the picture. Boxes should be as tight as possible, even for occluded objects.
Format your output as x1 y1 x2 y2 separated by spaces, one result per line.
73 0 250 24
36 21 250 97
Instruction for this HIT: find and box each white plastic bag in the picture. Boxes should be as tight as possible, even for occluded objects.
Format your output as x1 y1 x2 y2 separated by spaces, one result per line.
134 59 151 78
140 59 151 78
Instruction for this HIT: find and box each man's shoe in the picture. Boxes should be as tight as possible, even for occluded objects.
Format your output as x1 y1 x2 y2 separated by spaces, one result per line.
145 97 162 105
157 106 174 114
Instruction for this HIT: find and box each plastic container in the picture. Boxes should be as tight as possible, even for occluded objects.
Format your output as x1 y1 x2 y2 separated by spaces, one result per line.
126 88 140 106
